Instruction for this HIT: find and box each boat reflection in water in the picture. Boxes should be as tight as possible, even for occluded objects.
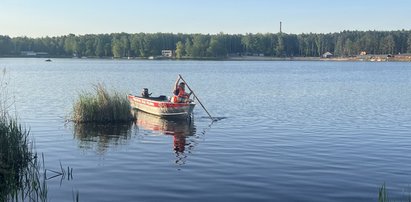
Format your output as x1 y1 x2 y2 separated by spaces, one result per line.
73 122 133 155
133 110 196 154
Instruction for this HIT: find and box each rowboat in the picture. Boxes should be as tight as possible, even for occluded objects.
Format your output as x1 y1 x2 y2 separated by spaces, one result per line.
128 94 195 117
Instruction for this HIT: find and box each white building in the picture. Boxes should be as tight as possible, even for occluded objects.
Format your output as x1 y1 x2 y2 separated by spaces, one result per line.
161 50 173 57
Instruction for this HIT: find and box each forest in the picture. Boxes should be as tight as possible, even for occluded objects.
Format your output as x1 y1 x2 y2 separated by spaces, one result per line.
1 30 411 58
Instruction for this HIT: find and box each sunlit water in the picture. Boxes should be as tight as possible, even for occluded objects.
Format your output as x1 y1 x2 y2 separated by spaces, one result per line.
2 58 411 201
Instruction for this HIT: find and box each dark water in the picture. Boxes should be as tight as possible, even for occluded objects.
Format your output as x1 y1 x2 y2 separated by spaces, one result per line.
2 58 411 201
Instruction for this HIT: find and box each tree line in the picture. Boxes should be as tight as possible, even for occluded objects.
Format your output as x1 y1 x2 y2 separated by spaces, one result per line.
1 30 411 58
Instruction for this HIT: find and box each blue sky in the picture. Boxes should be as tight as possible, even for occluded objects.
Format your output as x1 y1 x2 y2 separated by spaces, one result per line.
1 0 410 37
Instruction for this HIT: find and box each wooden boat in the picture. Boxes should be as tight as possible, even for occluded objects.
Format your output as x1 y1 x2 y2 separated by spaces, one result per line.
128 94 195 117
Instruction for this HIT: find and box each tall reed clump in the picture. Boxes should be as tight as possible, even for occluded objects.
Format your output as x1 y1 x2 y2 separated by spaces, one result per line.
0 68 47 201
72 83 133 123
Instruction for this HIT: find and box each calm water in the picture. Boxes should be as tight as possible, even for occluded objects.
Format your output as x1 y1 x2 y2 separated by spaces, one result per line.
2 58 411 201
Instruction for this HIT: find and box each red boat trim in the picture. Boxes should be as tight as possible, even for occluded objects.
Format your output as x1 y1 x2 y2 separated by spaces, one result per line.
128 95 190 108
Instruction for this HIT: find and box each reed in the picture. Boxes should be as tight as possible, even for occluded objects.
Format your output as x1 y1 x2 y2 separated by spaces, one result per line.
1 68 47 201
378 183 411 202
379 183 388 202
72 83 133 123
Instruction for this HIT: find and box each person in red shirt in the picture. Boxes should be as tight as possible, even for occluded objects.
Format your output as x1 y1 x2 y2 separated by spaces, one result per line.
172 76 192 103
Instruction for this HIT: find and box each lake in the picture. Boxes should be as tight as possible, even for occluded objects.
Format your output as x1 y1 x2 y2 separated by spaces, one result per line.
2 58 411 201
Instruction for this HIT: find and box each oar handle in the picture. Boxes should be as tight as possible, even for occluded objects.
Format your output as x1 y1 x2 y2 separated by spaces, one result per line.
179 75 213 120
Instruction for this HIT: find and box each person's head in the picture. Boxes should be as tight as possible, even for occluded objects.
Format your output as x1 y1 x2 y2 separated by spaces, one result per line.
179 82 185 89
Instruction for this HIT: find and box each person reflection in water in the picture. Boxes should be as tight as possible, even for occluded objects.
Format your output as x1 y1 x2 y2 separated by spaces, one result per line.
173 134 186 152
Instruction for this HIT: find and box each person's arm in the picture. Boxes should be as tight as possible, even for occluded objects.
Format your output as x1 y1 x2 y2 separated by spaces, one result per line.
186 91 193 98
173 76 180 92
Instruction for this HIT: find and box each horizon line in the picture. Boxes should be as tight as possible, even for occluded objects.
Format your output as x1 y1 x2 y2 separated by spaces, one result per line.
2 29 411 38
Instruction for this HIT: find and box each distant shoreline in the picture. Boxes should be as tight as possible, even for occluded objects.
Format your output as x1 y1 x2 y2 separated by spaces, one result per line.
226 55 411 62
1 55 411 62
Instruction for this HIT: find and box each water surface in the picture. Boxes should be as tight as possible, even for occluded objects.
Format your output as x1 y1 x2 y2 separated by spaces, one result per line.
2 58 411 201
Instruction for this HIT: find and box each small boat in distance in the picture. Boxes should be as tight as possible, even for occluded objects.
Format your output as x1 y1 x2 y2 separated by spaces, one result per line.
45 59 52 62
128 90 195 117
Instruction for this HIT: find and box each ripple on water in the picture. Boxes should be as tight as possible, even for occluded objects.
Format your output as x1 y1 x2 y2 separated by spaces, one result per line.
3 59 411 201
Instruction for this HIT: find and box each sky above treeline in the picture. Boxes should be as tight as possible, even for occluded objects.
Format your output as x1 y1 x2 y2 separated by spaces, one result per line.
1 0 410 37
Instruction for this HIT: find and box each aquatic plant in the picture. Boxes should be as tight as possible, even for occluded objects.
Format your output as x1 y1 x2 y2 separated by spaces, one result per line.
0 68 48 201
378 183 411 202
72 83 133 123
379 183 388 202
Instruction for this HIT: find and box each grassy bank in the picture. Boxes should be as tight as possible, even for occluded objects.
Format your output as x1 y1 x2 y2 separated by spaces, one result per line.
72 83 133 123
1 68 47 201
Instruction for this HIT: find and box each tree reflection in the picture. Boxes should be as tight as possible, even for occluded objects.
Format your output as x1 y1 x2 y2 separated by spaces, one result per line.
72 110 198 165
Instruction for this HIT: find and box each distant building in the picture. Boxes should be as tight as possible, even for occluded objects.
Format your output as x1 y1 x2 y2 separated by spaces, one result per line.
21 51 37 56
360 51 367 56
36 52 48 56
20 51 49 56
161 50 173 57
322 52 333 58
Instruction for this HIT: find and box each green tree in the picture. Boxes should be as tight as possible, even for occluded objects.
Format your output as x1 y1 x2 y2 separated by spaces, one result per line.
344 38 353 56
381 34 395 54
175 41 185 59
2 30 411 58
407 33 411 53
120 35 130 57
111 38 122 58
94 37 104 57
207 34 227 57
0 36 13 55
191 34 209 57
63 34 78 56
276 34 285 57
184 38 193 57
130 34 141 57
140 34 153 57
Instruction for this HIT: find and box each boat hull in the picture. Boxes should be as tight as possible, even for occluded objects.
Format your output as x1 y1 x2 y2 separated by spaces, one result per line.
128 95 195 117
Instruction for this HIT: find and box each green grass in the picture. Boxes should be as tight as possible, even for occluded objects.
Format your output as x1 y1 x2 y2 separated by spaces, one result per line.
72 83 133 123
1 68 47 201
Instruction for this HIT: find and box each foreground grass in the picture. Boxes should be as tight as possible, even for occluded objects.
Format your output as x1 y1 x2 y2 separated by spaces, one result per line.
1 68 47 201
0 117 48 201
72 83 133 123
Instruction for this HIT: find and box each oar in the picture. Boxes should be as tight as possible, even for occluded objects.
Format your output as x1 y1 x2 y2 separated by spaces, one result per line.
178 74 214 121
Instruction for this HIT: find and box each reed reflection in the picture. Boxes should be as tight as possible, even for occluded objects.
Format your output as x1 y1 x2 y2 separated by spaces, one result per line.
73 122 133 155
134 110 196 164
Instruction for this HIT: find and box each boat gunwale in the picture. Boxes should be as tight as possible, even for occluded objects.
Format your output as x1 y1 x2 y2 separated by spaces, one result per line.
128 94 195 108
128 94 195 117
